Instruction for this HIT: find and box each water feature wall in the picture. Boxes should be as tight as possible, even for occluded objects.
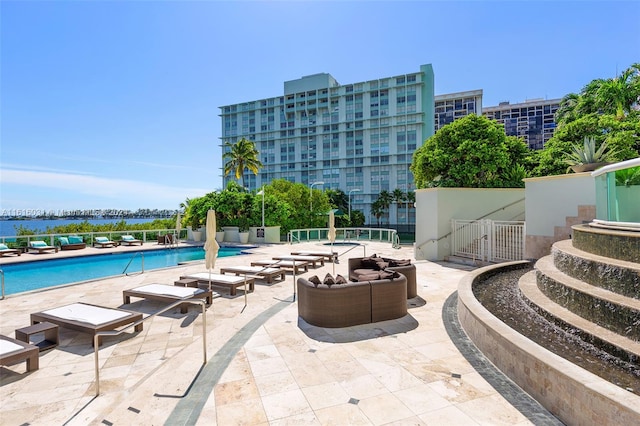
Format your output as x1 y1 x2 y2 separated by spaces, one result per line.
459 222 640 423
458 261 640 425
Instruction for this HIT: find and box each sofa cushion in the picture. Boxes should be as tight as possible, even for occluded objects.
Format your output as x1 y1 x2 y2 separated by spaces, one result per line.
356 272 381 281
58 237 69 245
375 261 389 270
387 258 411 267
68 236 83 244
360 255 380 268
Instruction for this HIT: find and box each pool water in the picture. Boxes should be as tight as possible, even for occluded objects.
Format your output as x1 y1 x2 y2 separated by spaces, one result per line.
1 247 247 295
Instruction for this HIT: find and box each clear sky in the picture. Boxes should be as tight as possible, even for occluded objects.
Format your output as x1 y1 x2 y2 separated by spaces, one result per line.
1 0 638 214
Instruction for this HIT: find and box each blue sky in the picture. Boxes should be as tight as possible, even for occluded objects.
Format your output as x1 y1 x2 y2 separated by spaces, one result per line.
1 1 638 214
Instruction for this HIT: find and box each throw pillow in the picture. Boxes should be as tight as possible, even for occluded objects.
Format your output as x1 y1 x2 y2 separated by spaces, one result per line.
375 261 389 270
335 274 347 284
58 237 69 245
379 270 395 280
323 274 336 285
388 259 411 267
308 275 322 286
68 236 83 244
0 243 8 250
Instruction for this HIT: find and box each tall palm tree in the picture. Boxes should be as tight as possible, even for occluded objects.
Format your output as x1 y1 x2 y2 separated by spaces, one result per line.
392 188 406 224
223 138 263 188
377 190 393 224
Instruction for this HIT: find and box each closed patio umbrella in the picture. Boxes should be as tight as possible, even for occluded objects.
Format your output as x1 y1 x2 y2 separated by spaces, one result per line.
175 213 181 243
204 210 220 291
328 210 336 274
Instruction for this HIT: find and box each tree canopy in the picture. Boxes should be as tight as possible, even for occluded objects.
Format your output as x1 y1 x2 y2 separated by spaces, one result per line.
410 114 529 188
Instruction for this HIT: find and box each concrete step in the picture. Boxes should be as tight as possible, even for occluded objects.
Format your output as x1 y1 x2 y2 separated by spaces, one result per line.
535 255 640 341
519 270 640 361
552 240 640 300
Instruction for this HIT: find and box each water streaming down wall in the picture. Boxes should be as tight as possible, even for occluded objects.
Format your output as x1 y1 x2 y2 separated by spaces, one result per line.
457 223 640 424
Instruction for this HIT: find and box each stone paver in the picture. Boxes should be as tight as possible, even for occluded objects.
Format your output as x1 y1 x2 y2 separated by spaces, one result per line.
0 240 557 425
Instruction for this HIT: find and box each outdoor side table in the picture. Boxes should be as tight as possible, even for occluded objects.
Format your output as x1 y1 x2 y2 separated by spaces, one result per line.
15 321 59 352
174 278 199 288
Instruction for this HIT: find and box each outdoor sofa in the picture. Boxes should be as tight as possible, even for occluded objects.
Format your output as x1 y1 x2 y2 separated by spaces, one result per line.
297 270 407 328
348 255 417 298
57 236 86 250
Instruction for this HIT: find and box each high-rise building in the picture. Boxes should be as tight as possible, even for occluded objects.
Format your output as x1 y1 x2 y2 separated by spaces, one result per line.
220 64 435 225
434 90 483 132
483 99 561 150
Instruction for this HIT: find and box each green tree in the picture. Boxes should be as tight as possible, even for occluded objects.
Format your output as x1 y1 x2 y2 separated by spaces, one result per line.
370 199 384 226
376 190 393 224
534 113 639 176
411 114 528 188
222 137 263 188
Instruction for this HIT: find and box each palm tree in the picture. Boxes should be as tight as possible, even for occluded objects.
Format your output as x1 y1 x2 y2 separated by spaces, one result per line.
392 188 406 224
377 190 393 224
405 190 415 224
223 138 263 188
595 63 640 120
370 199 384 226
556 64 640 126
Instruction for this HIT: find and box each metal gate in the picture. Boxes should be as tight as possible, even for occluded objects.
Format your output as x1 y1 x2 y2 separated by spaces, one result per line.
451 219 525 262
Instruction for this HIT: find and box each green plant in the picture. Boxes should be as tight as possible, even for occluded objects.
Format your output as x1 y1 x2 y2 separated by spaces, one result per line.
615 166 640 186
563 137 616 168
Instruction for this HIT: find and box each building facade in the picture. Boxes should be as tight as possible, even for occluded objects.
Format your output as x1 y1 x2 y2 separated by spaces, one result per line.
220 64 435 225
434 89 483 132
483 98 561 150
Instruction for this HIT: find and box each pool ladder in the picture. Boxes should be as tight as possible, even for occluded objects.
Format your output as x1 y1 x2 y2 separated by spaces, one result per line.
122 252 144 275
0 269 4 300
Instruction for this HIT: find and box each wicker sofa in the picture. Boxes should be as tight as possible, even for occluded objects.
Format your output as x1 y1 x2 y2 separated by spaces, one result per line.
348 256 417 298
297 271 407 328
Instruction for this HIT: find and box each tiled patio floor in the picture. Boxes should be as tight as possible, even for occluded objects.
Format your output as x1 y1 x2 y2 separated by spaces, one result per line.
0 241 554 425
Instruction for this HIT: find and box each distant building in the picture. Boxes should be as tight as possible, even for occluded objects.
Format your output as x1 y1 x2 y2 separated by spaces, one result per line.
220 64 436 225
483 99 561 150
434 90 483 132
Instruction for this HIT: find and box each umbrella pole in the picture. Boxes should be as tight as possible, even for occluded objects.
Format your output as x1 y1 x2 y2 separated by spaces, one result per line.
332 241 335 276
292 260 296 302
243 275 247 310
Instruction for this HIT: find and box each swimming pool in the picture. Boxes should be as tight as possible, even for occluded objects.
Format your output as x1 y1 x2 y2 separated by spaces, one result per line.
0 246 248 295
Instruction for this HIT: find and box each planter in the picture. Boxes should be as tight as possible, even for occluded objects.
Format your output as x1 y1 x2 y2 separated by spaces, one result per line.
570 162 610 173
223 226 240 243
191 231 202 242
239 232 250 244
215 231 225 243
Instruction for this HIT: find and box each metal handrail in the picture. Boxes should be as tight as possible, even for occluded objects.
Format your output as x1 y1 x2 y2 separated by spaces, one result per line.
93 298 207 396
122 252 144 275
0 269 4 300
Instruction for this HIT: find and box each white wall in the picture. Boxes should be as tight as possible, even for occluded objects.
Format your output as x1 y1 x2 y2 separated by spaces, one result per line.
414 188 525 261
524 173 595 237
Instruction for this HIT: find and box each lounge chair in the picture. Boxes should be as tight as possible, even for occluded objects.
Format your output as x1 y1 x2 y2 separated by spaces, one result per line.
30 302 143 347
57 236 86 250
180 272 255 296
0 243 21 257
290 250 338 262
272 254 325 268
123 283 217 313
120 235 143 246
28 240 59 254
0 335 39 372
93 236 118 248
219 265 286 284
250 259 310 274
